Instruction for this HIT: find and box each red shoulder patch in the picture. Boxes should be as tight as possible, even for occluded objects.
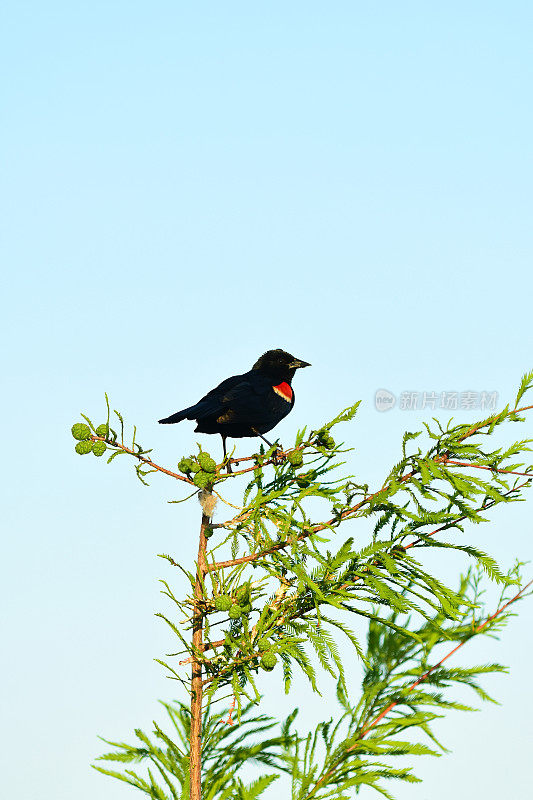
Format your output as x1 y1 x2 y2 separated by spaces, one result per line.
273 382 293 403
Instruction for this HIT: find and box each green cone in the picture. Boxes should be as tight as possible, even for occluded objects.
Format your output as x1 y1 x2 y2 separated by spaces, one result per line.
214 595 232 612
75 440 93 455
71 423 91 441
288 450 304 467
198 452 217 473
228 604 243 620
236 584 250 604
317 429 335 449
261 652 278 670
193 471 211 489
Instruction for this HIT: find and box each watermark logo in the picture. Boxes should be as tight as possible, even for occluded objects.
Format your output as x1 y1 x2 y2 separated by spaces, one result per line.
375 389 498 412
375 389 396 412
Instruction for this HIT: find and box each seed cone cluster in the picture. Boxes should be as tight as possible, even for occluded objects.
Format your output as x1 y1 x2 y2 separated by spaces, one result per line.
179 451 218 489
71 422 108 457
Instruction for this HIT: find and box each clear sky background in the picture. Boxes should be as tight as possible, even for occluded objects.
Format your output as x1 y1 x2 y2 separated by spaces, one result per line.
2 2 532 798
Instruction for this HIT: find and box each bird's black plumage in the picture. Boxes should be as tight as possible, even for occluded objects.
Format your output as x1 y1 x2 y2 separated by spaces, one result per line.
158 349 310 454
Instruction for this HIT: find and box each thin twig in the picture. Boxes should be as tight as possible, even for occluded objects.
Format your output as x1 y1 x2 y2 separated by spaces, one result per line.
357 579 533 739
174 480 532 664
404 479 531 550
189 512 210 800
457 403 533 442
305 578 532 798
91 436 195 486
441 457 532 478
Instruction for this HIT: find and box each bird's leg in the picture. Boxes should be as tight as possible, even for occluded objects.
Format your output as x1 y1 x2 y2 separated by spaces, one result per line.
257 432 273 449
252 429 282 462
222 435 232 474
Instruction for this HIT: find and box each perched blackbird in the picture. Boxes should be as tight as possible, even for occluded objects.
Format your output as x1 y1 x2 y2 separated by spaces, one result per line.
159 349 311 461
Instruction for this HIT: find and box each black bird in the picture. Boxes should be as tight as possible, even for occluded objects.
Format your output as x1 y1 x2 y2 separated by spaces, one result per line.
158 349 311 461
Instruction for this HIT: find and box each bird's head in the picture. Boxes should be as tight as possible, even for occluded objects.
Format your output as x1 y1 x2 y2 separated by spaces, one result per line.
252 349 311 382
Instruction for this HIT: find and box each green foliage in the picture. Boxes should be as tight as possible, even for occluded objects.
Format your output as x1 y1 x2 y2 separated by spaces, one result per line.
316 429 336 450
73 376 533 797
278 566 528 800
70 395 178 487
95 566 530 799
94 701 291 800
183 381 532 706
514 369 533 411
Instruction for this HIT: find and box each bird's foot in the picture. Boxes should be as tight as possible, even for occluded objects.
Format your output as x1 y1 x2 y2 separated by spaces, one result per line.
271 444 284 465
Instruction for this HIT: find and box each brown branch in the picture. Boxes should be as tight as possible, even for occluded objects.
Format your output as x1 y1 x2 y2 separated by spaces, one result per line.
221 445 306 479
189 512 210 800
306 578 533 798
206 480 395 572
224 695 237 726
92 434 304 492
91 435 195 486
404 479 531 550
357 579 533 739
440 457 532 478
208 429 533 573
174 480 532 665
95 401 533 497
227 443 306 469
202 650 263 685
457 402 533 442
175 406 533 667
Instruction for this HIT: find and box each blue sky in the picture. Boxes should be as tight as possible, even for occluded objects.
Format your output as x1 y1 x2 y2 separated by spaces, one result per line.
2 3 532 798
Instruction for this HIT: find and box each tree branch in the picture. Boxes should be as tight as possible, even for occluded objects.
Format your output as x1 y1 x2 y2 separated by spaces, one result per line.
305 577 533 798
91 435 195 485
189 511 210 800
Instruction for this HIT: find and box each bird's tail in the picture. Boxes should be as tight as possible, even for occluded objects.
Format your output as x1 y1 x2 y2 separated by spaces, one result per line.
158 405 197 425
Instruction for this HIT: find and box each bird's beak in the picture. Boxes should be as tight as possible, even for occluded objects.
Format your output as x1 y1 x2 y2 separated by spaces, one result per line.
289 358 311 369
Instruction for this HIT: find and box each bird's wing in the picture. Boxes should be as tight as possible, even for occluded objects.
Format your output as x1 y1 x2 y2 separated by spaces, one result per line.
192 373 261 419
199 373 245 401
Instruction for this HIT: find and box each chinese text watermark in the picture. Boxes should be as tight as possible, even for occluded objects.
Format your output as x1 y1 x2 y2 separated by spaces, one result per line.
374 389 499 412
